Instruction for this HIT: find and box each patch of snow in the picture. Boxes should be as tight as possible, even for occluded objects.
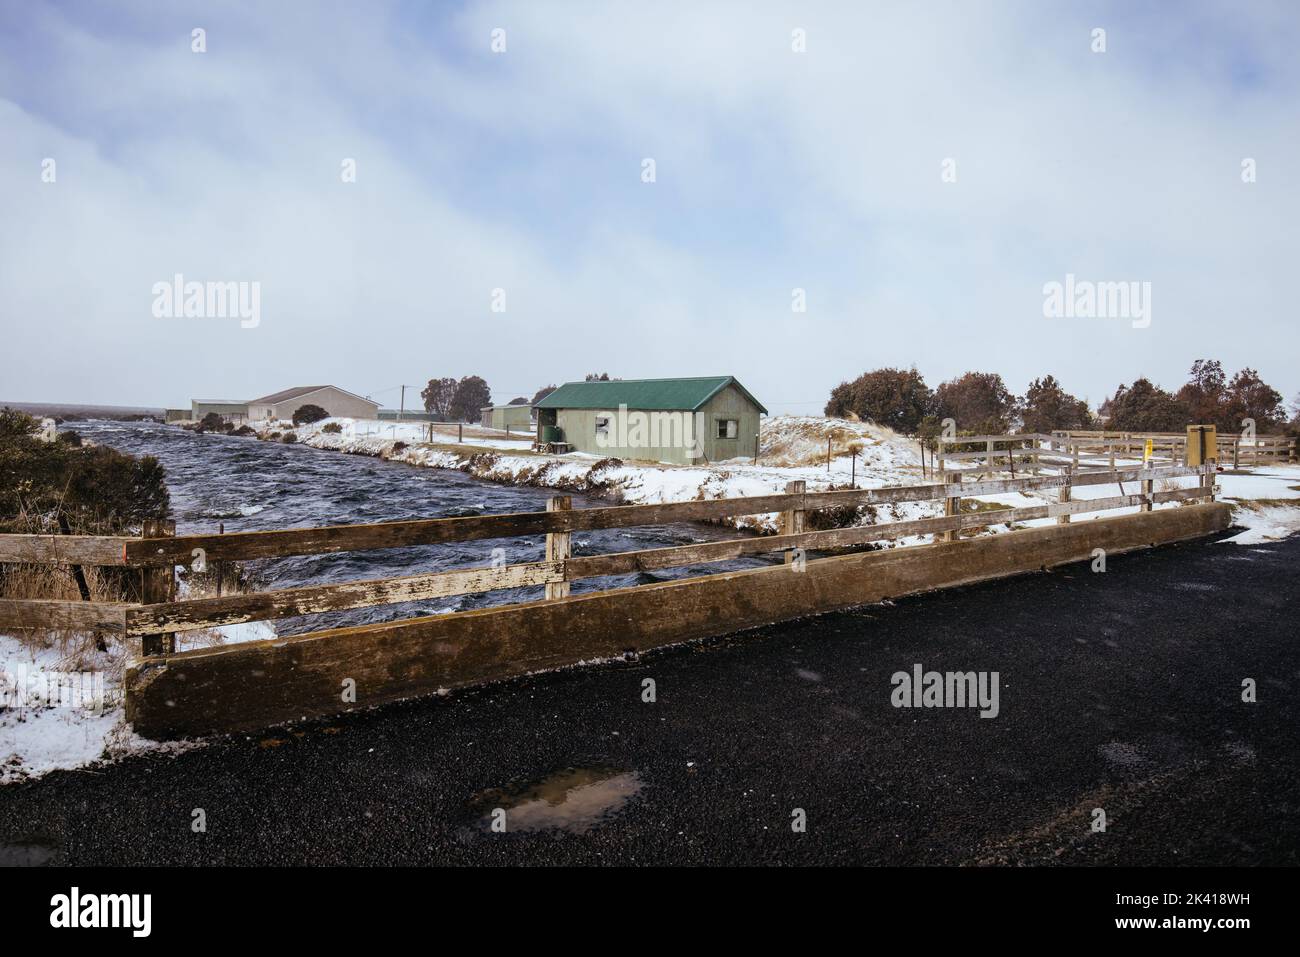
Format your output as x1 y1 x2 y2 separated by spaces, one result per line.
1218 503 1300 544
1 613 276 782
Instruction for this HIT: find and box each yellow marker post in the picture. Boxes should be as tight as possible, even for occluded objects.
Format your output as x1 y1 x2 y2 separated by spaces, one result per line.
1143 438 1153 466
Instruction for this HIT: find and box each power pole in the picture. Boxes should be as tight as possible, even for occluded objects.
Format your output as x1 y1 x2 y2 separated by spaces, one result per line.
399 385 406 422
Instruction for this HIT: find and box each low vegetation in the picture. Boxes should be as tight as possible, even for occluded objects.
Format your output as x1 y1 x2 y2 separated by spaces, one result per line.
0 407 171 654
292 403 329 425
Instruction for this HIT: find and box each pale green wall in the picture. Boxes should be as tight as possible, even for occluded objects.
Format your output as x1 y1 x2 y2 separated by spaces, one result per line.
698 384 762 463
552 385 762 464
482 405 532 430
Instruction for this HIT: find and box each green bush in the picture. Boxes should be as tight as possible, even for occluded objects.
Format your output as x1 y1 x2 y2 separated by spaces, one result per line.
292 404 329 425
198 412 225 432
0 407 169 534
281 433 297 444
321 422 343 434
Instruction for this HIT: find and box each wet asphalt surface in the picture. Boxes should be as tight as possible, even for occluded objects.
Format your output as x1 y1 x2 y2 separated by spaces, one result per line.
1 530 1296 866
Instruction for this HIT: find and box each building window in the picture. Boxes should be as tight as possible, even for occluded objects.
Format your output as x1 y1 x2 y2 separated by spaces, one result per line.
595 416 610 436
716 419 738 439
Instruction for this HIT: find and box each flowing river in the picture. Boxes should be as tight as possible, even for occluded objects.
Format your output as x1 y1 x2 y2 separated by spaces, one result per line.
71 421 777 636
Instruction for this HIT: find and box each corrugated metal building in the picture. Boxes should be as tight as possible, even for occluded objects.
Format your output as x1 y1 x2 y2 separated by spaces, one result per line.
533 376 766 464
190 400 250 425
480 404 533 431
248 386 379 422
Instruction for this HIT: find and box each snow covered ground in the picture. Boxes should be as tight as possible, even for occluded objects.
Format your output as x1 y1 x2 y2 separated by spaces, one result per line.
0 620 273 784
4 414 1297 781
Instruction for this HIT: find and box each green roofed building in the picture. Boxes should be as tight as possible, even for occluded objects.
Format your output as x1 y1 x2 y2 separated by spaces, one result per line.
533 376 767 465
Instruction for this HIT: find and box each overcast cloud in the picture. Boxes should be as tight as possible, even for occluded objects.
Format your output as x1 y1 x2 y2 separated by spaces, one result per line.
1 0 1297 413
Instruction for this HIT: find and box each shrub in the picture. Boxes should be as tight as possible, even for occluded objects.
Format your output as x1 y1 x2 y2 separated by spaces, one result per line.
825 368 932 433
230 425 255 436
281 433 298 444
1020 375 1093 434
1100 379 1187 432
0 409 171 646
0 407 169 535
292 404 329 425
934 372 1016 435
321 422 343 434
198 412 225 432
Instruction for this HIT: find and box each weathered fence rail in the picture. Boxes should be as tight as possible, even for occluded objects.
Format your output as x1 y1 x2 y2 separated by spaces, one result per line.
0 464 1230 738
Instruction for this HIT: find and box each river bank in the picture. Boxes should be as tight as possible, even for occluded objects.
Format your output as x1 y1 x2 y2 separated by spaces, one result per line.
254 414 1300 545
260 414 938 535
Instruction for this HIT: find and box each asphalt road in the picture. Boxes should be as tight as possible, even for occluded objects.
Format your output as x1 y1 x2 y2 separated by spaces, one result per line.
2 531 1296 866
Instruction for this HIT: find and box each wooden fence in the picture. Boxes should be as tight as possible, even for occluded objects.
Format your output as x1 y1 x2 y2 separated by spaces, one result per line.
1052 430 1296 467
932 432 1179 477
932 430 1295 477
0 464 1216 658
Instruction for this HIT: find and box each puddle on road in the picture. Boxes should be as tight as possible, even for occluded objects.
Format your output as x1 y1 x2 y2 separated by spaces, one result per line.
471 767 643 834
0 840 57 866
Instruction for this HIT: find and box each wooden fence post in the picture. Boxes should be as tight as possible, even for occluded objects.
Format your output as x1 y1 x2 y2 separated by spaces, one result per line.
942 471 961 543
1141 474 1153 512
1201 463 1215 502
1057 466 1072 525
782 480 806 563
140 518 176 656
544 496 572 600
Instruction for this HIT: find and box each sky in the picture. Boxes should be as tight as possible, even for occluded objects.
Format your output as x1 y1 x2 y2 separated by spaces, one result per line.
1 0 1297 414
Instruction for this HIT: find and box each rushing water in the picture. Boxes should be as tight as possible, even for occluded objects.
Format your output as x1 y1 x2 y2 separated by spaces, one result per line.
71 421 777 636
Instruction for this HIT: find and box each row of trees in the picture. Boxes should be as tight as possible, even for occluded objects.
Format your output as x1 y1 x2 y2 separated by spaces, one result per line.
826 361 1293 437
421 373 618 422
420 376 493 422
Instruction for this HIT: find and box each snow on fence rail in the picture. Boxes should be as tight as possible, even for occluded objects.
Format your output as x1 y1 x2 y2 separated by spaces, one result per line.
0 464 1214 654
